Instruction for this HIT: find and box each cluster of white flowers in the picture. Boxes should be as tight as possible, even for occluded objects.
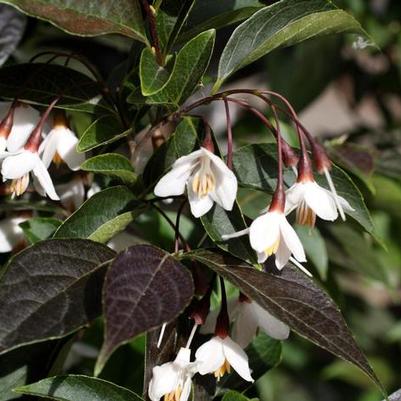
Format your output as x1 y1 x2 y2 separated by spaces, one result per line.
0 102 84 201
154 145 354 272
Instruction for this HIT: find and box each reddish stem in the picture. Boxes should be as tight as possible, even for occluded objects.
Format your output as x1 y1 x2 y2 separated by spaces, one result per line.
223 97 233 170
215 277 230 339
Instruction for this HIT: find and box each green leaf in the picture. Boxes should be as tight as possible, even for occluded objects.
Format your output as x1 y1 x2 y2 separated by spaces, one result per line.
146 29 215 106
95 245 194 375
0 0 147 42
54 186 146 243
222 391 253 401
77 114 130 152
214 0 367 91
233 144 374 234
81 154 137 186
0 239 115 354
184 249 383 391
15 375 144 401
294 225 328 280
0 63 106 113
182 1 263 42
19 217 61 244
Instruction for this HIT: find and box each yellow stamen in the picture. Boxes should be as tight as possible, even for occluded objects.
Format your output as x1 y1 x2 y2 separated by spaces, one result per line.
164 386 182 401
214 359 231 381
53 151 63 167
264 237 280 257
9 174 29 197
296 201 316 227
191 157 216 197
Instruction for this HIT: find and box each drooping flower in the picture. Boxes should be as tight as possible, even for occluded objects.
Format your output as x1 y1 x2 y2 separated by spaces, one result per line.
285 178 354 227
154 147 237 218
195 335 254 382
0 216 27 253
57 176 86 212
2 102 41 152
39 111 84 171
148 347 197 401
232 295 289 348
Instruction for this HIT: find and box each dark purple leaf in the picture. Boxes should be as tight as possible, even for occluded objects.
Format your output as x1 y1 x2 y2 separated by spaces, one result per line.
0 239 115 354
184 249 383 391
96 245 194 375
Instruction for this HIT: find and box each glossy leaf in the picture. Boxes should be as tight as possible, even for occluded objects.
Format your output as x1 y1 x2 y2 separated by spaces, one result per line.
233 144 374 233
184 249 382 390
0 4 26 66
19 217 61 244
147 29 215 105
96 244 194 375
0 239 115 354
15 374 144 401
77 114 130 152
81 153 137 186
214 0 366 90
0 0 147 42
54 186 146 243
0 63 106 113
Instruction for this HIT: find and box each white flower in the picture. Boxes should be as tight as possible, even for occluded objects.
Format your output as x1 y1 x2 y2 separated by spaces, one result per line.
249 210 306 268
154 147 237 218
148 347 196 401
39 125 84 171
232 299 289 348
4 103 41 152
195 336 253 382
0 216 27 253
1 150 59 200
285 180 354 226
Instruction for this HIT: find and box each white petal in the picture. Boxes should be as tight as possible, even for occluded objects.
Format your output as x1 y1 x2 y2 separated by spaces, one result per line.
180 376 192 401
1 151 37 179
32 160 59 200
249 212 281 253
7 105 40 152
304 182 338 221
334 191 355 212
232 302 259 348
172 149 203 168
195 337 225 375
279 216 306 262
253 302 290 340
40 131 59 168
284 183 304 215
148 363 179 401
0 137 7 152
154 163 193 197
187 179 214 218
257 251 268 263
274 239 291 270
56 128 85 170
222 336 254 382
204 149 237 211
57 178 85 211
0 217 26 253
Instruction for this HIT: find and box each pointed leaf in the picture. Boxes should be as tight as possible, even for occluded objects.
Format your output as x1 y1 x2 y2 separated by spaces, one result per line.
0 239 115 354
0 0 147 42
54 186 147 243
96 244 194 375
0 63 107 113
214 0 367 90
184 249 382 390
81 153 137 186
147 29 215 106
15 375 144 401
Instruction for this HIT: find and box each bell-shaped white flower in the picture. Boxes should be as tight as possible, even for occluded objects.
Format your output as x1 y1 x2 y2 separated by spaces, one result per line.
39 115 84 171
148 347 196 401
195 335 253 382
2 150 59 200
154 147 238 218
4 103 41 152
232 298 289 348
0 216 27 253
285 179 354 226
249 210 306 269
57 176 85 212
